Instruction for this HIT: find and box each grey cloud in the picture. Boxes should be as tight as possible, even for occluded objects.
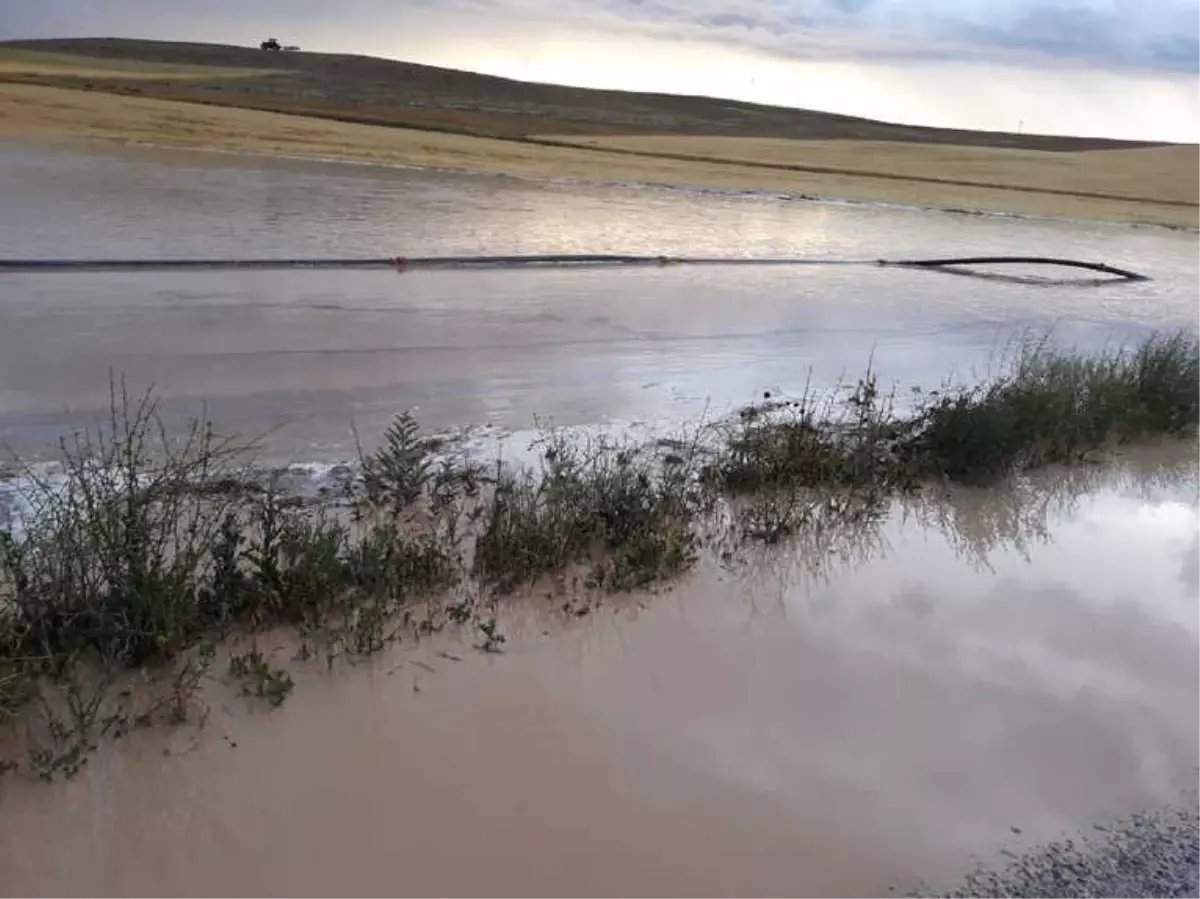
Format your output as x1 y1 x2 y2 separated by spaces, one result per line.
464 0 1198 70
1150 34 1200 67
1 0 1196 72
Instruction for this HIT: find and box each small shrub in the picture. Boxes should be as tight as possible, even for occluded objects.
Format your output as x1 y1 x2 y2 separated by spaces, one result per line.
244 491 351 624
706 374 914 494
166 641 217 723
475 616 506 653
324 523 460 658
197 511 253 631
347 522 456 601
0 658 31 728
229 649 293 707
359 412 434 513
474 431 700 591
0 381 253 669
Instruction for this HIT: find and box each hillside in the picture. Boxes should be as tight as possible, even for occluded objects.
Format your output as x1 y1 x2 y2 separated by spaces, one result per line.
0 37 1168 151
0 38 1194 226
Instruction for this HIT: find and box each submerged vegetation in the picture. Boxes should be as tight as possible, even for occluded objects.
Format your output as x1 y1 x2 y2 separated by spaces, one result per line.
474 428 703 593
705 331 1199 491
909 331 1199 482
0 331 1196 778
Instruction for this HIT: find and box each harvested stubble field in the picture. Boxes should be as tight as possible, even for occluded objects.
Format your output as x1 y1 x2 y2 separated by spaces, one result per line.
1 38 1195 226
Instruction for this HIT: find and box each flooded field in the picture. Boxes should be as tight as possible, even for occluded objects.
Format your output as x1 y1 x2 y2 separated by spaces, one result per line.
0 140 1196 463
0 139 1197 896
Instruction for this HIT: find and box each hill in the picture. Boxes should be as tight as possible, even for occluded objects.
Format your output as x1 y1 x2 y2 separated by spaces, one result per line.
0 38 1195 226
0 37 1167 151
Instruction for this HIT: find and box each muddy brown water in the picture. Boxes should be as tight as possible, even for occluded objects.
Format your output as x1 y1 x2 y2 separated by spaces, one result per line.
1 445 1197 897
0 141 1198 896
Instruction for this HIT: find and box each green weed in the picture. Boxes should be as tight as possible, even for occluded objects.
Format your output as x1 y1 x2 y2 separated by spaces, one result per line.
474 429 700 591
228 648 294 707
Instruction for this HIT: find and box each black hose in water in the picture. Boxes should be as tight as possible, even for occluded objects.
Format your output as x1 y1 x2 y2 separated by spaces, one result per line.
879 256 1149 281
0 254 1150 281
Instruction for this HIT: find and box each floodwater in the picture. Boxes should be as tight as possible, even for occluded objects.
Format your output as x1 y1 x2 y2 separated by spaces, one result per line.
0 140 1198 896
0 139 1197 462
1 446 1196 896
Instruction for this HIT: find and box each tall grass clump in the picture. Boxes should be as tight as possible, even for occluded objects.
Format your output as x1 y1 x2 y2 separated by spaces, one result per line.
909 332 1199 482
700 378 903 546
706 331 1197 492
474 430 701 592
705 372 916 494
697 331 1196 542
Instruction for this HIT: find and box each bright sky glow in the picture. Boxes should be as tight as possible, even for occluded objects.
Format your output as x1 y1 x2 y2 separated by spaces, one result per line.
4 0 1198 141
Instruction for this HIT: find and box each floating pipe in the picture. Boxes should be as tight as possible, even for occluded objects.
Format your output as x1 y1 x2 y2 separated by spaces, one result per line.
0 254 1150 280
0 254 859 272
878 255 1149 281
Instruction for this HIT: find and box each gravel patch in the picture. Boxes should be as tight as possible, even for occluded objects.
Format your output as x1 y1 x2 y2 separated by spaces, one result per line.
914 802 1199 898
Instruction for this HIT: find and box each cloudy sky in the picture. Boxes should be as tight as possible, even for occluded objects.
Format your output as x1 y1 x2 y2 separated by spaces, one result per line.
4 0 1198 141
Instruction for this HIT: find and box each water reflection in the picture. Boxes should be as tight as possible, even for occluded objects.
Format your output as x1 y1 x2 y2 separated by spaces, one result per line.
918 267 1131 288
715 442 1198 605
902 444 1199 571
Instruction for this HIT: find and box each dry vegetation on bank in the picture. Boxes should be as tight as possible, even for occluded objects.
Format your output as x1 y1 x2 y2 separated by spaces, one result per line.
552 134 1199 215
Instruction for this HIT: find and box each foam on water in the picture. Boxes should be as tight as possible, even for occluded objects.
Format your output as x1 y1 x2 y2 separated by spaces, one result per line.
0 462 67 538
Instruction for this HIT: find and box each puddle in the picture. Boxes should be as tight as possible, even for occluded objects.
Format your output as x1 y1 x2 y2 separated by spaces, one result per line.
1 442 1195 896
